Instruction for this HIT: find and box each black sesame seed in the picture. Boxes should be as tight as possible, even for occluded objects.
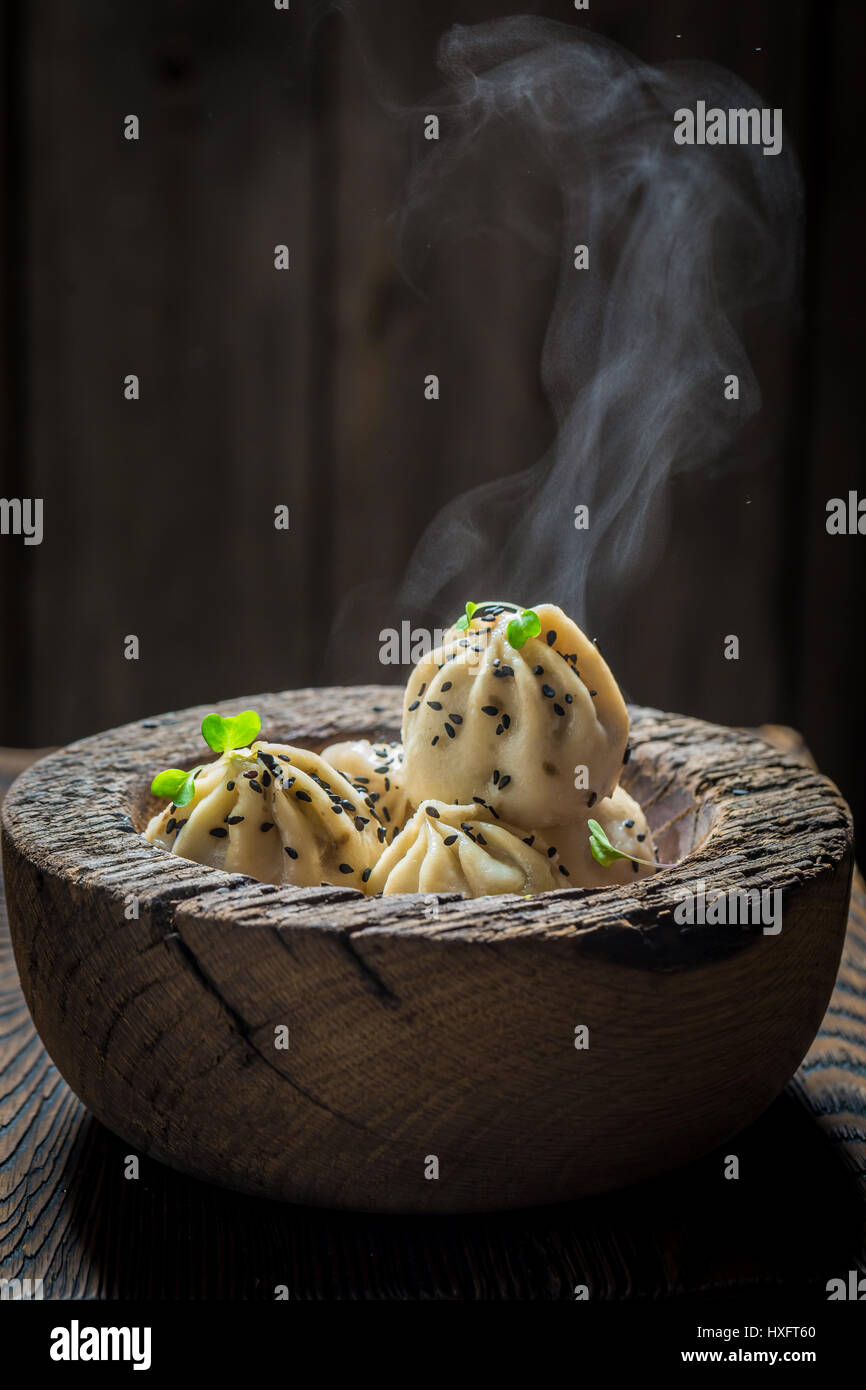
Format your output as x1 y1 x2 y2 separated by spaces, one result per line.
472 796 487 806
632 860 639 873
587 792 597 808
377 827 387 843
331 804 344 814
554 703 565 716
623 744 632 764
243 770 257 779
444 723 455 739
443 834 458 846
559 865 570 876
495 724 504 735
449 713 463 724
492 770 500 785
498 775 511 789
338 864 354 874
249 781 263 794
589 689 597 698
226 781 235 791
296 790 312 803
441 681 452 691
431 736 439 746
523 835 535 846
417 682 427 696
482 705 499 716
624 819 635 828
354 816 369 831
209 827 228 838
278 754 292 763
636 833 646 843
226 815 244 825
382 807 391 822
547 846 556 858
476 832 487 846
488 805 500 819
260 822 274 832
285 846 298 859
175 819 188 832
493 666 514 677
502 714 511 729
362 867 372 882
564 694 573 704
374 765 390 774
260 770 272 787
407 700 420 711
546 630 557 646
541 684 555 698
426 805 441 818
166 817 177 834
533 665 544 675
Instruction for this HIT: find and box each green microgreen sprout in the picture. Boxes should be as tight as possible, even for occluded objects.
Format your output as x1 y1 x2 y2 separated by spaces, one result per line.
150 767 201 808
150 709 262 806
505 608 541 650
454 601 478 632
453 600 540 651
588 817 673 871
200 709 261 753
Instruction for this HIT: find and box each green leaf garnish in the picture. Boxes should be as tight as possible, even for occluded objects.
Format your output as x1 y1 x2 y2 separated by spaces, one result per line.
151 767 200 808
454 601 478 632
150 708 263 817
588 817 665 871
506 608 541 650
201 709 261 753
588 817 636 867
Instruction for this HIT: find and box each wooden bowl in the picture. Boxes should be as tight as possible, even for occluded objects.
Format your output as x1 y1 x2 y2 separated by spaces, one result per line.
1 687 853 1213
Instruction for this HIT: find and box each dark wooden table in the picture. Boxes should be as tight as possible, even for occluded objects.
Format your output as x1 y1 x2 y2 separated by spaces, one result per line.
1 732 864 1300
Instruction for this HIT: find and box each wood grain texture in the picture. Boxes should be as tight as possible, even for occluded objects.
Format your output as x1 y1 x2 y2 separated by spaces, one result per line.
0 721 863 1296
0 688 853 1215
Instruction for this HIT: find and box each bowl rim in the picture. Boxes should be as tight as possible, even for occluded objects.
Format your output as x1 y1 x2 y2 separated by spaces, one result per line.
0 684 854 969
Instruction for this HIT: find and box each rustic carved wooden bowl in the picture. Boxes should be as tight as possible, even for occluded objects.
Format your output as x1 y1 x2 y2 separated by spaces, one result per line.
1 687 854 1213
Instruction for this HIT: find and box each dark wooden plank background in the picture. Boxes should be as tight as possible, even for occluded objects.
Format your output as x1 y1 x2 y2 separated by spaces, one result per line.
2 732 865 1299
0 0 863 834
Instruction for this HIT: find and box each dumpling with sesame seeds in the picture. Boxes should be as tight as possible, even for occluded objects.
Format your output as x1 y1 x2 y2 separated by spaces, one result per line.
320 738 412 842
367 800 566 897
144 742 383 891
401 601 628 828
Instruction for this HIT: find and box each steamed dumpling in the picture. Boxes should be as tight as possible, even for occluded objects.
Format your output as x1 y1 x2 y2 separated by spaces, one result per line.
320 739 412 842
401 602 628 827
367 799 566 897
547 785 655 888
144 742 383 890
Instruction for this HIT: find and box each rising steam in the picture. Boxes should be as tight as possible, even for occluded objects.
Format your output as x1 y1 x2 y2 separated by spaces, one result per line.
394 17 803 629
